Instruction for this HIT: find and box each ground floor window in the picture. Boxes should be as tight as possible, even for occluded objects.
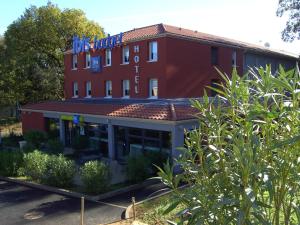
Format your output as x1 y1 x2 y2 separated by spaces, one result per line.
45 118 60 139
114 126 171 162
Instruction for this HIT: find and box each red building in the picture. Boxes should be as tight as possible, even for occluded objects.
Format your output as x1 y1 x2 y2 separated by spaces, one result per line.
21 24 298 164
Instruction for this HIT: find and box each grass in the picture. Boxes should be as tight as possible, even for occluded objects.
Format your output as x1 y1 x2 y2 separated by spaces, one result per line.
136 191 185 225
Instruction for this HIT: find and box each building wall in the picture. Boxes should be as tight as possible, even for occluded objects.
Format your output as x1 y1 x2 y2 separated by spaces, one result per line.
21 111 46 133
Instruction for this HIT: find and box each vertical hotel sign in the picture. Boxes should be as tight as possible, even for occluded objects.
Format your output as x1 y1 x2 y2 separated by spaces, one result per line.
133 45 140 94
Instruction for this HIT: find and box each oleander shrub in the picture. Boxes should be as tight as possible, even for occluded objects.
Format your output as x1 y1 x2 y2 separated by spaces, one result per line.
0 150 24 176
158 66 300 225
127 155 151 183
80 160 110 194
23 150 48 181
44 154 76 188
24 130 47 148
47 139 64 154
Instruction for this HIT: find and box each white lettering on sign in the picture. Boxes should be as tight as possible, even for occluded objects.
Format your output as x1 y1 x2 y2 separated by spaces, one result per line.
135 75 139 83
134 45 139 53
134 55 139 63
134 65 139 73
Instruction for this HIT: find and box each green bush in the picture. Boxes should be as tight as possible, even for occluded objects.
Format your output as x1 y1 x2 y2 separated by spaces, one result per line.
24 130 47 148
1 132 23 147
72 135 89 150
0 150 23 176
145 151 169 173
127 155 151 183
23 150 48 181
44 154 76 188
80 160 110 194
159 66 300 224
47 139 64 154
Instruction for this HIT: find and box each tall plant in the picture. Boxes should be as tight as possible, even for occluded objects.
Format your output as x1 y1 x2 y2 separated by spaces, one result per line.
158 66 300 224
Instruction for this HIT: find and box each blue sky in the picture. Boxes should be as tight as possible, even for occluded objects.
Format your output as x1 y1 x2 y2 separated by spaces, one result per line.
0 0 299 54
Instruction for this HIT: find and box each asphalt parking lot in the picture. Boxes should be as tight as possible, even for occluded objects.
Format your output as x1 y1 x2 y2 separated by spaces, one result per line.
0 179 169 225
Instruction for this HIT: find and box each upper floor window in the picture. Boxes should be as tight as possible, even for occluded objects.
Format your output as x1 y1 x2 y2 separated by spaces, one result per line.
72 54 78 69
211 47 218 65
149 79 158 98
105 80 112 97
105 49 111 66
122 46 129 64
149 41 158 61
122 80 130 98
86 81 91 97
85 52 91 68
73 82 78 97
232 50 237 67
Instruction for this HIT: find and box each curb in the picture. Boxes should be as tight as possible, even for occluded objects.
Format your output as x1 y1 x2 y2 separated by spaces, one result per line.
125 184 189 219
0 176 161 202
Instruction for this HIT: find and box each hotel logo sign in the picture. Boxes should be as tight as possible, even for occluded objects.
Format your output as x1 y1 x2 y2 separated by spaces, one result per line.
72 33 123 54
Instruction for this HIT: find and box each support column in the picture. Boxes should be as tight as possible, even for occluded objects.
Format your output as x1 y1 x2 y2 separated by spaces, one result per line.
59 119 65 146
108 123 115 160
171 125 185 173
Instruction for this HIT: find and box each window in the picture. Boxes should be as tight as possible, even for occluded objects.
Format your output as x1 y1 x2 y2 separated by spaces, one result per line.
122 46 129 64
211 47 218 65
149 41 158 61
72 54 78 69
85 52 91 68
105 80 112 97
73 82 78 97
122 80 130 97
86 81 91 97
232 50 237 67
105 49 111 66
149 79 158 98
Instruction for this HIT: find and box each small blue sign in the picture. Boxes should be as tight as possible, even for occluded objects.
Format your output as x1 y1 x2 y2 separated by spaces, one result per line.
91 56 102 73
73 115 80 125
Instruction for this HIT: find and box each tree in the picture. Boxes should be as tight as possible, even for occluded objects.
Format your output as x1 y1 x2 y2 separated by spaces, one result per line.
159 66 300 224
1 2 104 105
276 0 300 42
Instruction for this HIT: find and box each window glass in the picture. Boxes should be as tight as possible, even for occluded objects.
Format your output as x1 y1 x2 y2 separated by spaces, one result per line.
122 46 129 64
105 80 112 97
105 49 111 66
122 80 130 97
72 54 78 69
145 129 160 139
149 41 158 61
85 53 91 68
86 81 91 97
149 79 158 98
73 82 78 97
211 47 218 65
129 128 142 136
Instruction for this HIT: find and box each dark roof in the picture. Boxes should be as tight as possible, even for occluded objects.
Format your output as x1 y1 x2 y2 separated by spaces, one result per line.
21 98 200 121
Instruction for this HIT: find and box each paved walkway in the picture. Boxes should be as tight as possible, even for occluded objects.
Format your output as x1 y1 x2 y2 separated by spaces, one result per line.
0 179 169 225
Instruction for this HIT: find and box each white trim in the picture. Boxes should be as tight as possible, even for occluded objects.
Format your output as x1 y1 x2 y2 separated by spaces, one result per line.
71 68 78 71
72 96 79 98
147 60 158 63
120 63 129 66
103 65 111 67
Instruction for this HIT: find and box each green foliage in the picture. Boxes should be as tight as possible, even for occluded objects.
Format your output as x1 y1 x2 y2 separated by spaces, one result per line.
0 150 24 176
24 130 47 148
23 150 75 187
1 132 23 147
44 154 76 188
23 150 48 181
277 0 300 42
47 138 64 154
72 135 89 151
0 2 105 105
159 66 300 224
80 160 110 194
127 155 151 183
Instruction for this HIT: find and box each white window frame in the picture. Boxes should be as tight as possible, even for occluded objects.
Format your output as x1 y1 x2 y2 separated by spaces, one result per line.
149 79 158 98
122 80 130 98
105 49 111 66
232 50 237 67
122 46 130 64
149 41 158 62
72 54 78 70
85 81 92 98
73 82 78 98
105 80 112 97
85 52 91 68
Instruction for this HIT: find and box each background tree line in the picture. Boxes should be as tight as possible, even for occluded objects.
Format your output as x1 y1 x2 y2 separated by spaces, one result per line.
0 2 104 109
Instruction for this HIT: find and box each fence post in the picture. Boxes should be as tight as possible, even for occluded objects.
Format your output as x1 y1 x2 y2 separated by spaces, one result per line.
132 197 136 220
81 197 84 225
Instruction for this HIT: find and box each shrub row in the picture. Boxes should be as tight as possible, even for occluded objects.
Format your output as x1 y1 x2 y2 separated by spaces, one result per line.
0 150 23 176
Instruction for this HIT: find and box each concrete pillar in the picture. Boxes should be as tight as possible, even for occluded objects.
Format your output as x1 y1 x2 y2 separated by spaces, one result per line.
108 123 115 160
59 119 65 145
171 125 185 173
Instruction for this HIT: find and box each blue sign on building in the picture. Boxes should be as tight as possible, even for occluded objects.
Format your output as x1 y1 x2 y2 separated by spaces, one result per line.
91 56 102 73
73 115 80 125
